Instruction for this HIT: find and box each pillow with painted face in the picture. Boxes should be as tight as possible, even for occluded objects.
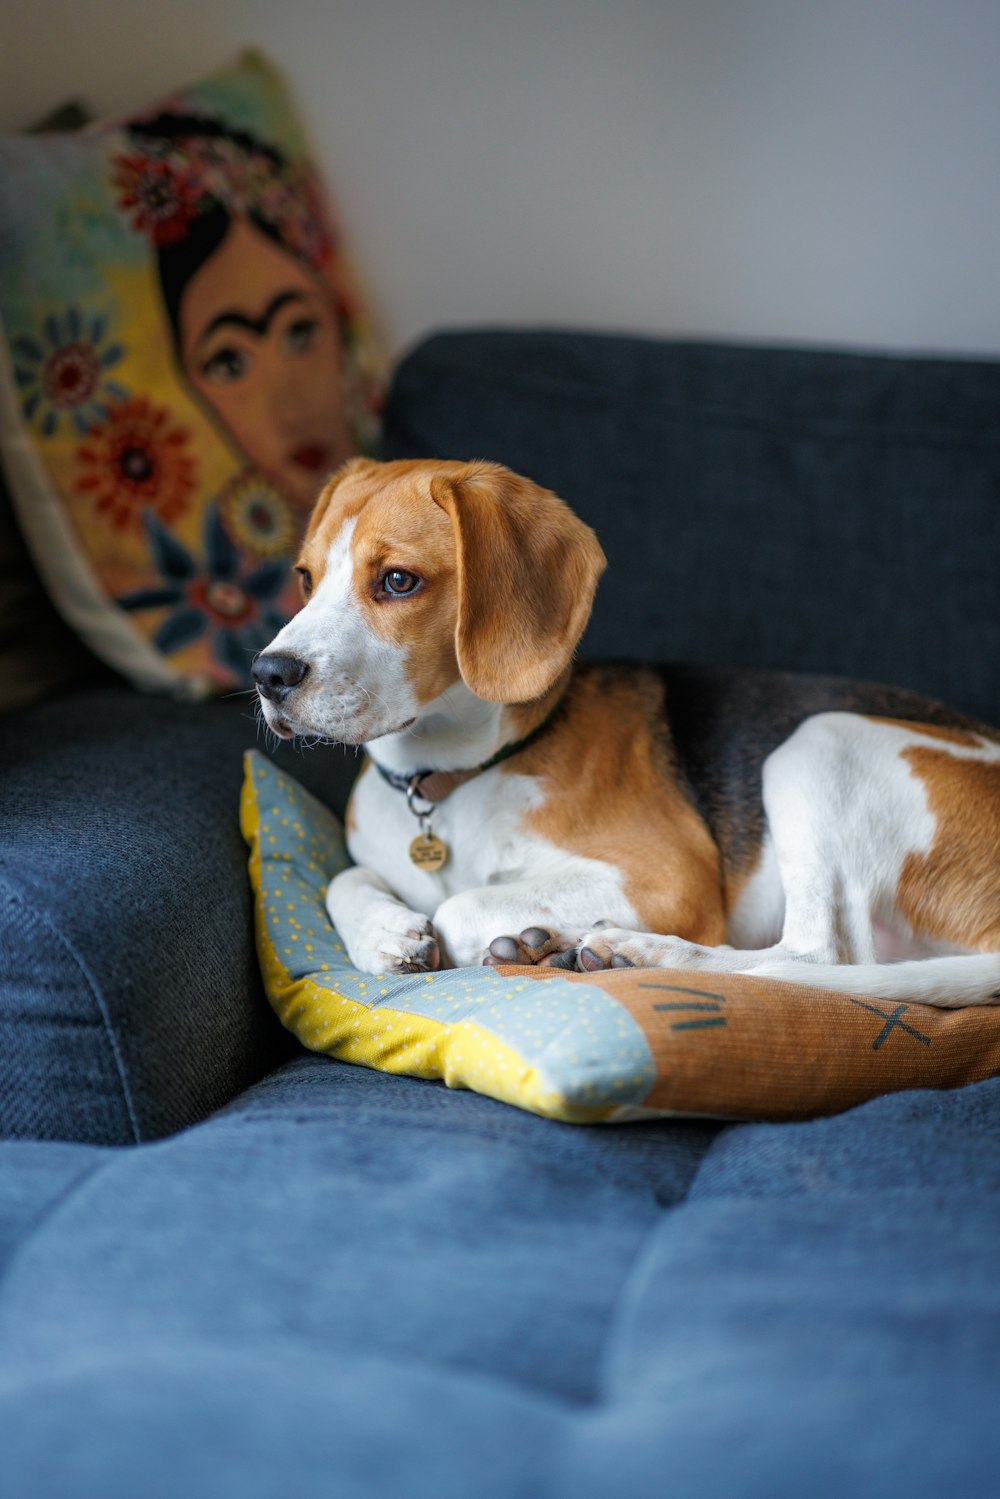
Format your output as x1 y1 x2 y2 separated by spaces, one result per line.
0 50 381 695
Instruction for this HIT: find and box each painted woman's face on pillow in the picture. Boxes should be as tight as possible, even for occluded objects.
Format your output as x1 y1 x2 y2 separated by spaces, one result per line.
179 216 354 507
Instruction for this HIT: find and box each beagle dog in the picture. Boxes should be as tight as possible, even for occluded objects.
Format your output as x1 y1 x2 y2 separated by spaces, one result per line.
253 457 1000 1007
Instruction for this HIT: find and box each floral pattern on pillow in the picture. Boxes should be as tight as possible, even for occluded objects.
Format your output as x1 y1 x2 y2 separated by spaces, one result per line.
0 50 381 695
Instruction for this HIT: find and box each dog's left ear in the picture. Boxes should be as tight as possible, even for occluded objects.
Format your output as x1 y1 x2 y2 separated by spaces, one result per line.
430 463 607 703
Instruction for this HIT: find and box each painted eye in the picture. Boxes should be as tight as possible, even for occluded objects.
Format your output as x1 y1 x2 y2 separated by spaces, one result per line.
201 345 248 383
283 317 321 355
296 566 313 599
383 569 420 596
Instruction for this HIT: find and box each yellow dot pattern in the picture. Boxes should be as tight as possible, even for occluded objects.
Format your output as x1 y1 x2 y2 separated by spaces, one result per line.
240 750 657 1123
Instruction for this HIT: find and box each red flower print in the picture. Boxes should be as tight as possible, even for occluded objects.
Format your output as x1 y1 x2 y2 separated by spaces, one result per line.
112 150 205 246
279 167 335 269
43 342 101 409
75 397 198 532
188 575 257 628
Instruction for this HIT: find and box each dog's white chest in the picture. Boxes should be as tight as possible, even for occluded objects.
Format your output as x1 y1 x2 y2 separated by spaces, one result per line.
346 765 548 916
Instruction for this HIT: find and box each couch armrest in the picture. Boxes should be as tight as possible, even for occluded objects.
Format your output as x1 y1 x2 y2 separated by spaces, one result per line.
0 684 359 1143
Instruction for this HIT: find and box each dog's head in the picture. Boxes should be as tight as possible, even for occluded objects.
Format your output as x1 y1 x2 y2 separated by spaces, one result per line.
253 457 606 744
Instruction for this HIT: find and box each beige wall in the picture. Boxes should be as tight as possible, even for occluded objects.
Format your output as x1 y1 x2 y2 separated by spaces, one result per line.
2 0 999 359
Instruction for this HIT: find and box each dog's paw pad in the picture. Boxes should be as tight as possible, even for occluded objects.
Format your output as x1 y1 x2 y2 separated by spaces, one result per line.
487 934 523 963
482 928 581 968
579 946 608 972
543 947 580 970
575 928 666 972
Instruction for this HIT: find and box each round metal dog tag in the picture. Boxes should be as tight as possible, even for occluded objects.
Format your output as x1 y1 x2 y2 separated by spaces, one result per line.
409 833 449 871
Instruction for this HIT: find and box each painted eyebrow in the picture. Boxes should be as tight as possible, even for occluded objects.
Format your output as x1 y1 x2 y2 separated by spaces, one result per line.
196 290 311 347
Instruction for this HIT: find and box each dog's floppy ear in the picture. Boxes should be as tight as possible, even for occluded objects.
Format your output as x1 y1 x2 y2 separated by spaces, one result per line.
429 463 606 703
303 457 379 544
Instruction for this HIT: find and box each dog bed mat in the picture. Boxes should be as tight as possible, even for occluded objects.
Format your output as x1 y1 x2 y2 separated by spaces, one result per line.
241 750 1000 1123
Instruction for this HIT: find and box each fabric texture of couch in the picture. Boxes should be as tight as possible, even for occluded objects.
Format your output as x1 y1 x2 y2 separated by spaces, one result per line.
1 328 999 1497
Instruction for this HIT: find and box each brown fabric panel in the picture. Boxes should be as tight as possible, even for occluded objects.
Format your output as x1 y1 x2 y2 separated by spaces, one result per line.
497 964 1000 1120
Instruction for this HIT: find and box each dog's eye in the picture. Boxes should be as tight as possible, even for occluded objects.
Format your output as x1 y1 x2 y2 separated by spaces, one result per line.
382 569 420 596
296 566 313 599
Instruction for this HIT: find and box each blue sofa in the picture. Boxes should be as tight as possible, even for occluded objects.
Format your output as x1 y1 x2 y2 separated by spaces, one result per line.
2 330 999 1497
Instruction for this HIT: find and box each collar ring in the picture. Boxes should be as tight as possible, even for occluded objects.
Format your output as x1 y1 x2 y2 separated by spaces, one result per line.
406 774 436 824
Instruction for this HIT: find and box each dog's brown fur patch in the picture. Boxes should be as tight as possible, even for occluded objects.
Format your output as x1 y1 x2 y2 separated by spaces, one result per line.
507 667 727 944
869 717 982 747
896 746 1000 950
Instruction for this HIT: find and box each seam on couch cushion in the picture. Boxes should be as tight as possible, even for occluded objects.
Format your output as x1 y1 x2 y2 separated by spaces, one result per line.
0 1154 109 1291
396 351 1000 450
590 1118 742 1401
591 1207 667 1403
0 880 142 1143
218 1104 704 1198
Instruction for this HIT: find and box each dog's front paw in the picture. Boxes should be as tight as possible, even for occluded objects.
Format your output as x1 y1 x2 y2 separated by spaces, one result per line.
347 906 441 976
575 929 708 972
483 926 583 970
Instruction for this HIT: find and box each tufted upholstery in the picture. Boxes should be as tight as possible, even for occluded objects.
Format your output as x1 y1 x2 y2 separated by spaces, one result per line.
1 1059 999 1495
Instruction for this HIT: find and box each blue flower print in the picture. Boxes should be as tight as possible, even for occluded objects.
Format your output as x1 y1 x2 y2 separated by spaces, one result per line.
117 504 291 684
12 307 127 437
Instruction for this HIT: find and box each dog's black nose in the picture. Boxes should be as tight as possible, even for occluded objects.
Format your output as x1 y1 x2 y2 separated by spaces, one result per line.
252 652 309 703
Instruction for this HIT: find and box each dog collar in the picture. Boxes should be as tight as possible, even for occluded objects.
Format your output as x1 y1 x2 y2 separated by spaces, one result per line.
368 688 569 871
370 688 568 800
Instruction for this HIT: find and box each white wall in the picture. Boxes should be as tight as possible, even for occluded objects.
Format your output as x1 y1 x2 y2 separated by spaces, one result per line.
2 0 999 360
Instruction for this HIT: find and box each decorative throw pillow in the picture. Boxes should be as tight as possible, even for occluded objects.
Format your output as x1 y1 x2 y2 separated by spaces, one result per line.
0 50 381 696
242 751 1000 1124
0 101 109 715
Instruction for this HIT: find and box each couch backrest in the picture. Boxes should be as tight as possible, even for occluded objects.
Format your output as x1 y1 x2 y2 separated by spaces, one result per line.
383 331 1000 723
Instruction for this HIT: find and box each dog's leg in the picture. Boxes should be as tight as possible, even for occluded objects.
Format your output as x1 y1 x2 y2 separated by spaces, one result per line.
576 713 882 976
326 866 440 975
570 927 1000 1005
571 713 1000 1005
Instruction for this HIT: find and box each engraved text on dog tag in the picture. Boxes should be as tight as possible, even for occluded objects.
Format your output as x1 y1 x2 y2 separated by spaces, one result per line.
410 832 449 871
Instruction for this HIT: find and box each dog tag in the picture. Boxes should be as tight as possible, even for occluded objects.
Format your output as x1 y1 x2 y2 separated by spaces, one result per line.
409 832 449 871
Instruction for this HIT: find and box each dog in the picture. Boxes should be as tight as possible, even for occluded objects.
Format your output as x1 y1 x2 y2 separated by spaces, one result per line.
253 457 1000 1007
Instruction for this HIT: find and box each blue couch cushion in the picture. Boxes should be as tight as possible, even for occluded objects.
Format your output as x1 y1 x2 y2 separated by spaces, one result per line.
0 684 360 1144
1 1056 998 1497
384 331 1000 724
